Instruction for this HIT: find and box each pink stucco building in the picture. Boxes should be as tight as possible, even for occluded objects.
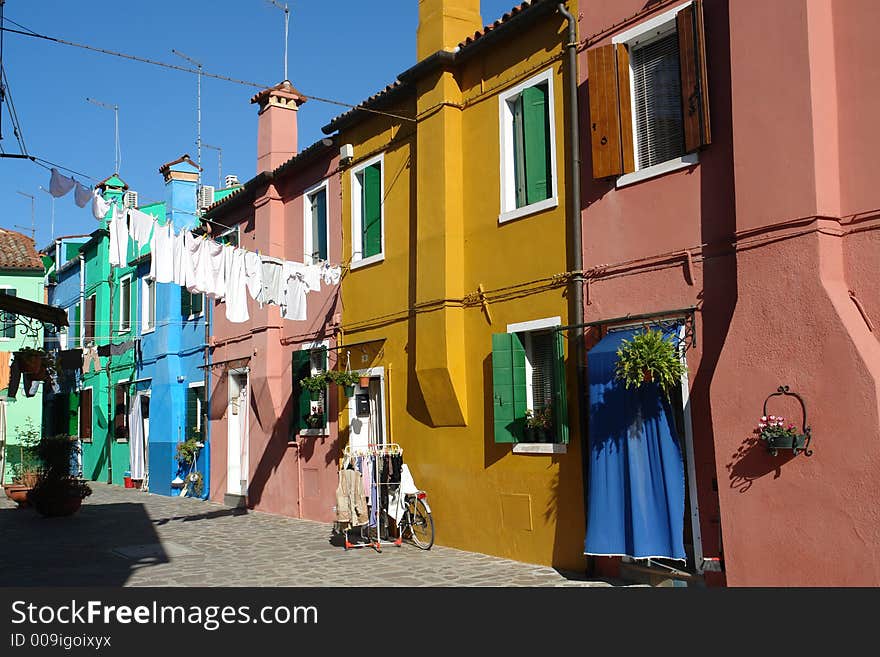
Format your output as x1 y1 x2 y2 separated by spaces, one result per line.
203 82 342 522
579 0 880 586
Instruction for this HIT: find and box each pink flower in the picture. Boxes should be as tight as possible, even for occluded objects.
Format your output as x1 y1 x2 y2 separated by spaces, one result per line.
761 416 768 422
769 415 776 421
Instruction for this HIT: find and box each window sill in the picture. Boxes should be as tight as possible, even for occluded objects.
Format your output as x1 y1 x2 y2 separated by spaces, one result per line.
615 153 699 189
115 439 129 444
141 327 155 335
300 428 329 437
350 253 384 270
498 196 558 225
513 443 567 455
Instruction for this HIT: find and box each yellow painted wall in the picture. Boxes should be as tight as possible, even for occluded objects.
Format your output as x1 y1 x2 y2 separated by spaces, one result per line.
337 10 585 571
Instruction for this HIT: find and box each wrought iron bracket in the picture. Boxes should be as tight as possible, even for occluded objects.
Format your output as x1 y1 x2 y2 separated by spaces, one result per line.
762 385 813 457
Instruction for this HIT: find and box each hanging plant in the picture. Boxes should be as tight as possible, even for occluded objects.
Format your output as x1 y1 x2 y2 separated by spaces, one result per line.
175 438 200 465
300 372 329 400
614 328 685 398
186 471 205 497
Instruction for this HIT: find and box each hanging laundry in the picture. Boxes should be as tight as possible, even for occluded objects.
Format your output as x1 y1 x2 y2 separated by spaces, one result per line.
284 261 321 293
91 188 112 220
279 261 321 321
148 220 175 283
224 248 249 323
321 263 342 286
185 232 208 294
127 208 155 250
201 238 227 299
243 251 263 302
259 256 284 305
108 204 128 267
82 345 102 373
74 181 92 208
49 168 76 198
172 229 189 288
109 340 134 356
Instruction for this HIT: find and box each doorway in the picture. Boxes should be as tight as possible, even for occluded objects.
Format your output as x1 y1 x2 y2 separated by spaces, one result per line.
227 370 249 498
347 368 385 450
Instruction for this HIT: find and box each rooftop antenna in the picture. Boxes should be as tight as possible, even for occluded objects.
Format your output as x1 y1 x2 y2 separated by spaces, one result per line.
172 49 202 186
15 190 35 242
203 143 222 188
268 0 290 81
86 97 120 174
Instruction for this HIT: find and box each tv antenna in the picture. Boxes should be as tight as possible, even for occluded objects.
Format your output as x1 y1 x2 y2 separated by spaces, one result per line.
267 0 290 81
86 97 120 174
172 49 203 185
203 143 222 188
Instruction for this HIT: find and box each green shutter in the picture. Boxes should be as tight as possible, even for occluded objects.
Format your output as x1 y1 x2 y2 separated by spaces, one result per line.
553 330 569 444
522 83 552 205
512 96 528 208
186 388 199 439
72 304 80 343
492 333 527 443
181 287 191 318
191 292 203 316
314 189 328 261
362 163 382 258
292 350 312 432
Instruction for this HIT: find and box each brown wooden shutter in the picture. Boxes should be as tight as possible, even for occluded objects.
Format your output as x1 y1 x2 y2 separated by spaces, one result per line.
0 351 10 391
115 384 128 440
678 0 711 152
208 368 228 420
80 389 93 441
616 43 635 174
588 44 623 179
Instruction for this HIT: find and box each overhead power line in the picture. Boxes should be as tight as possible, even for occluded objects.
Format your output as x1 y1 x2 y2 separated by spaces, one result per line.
0 21 415 123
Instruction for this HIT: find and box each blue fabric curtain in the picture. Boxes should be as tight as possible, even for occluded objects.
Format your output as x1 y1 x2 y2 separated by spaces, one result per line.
584 327 686 561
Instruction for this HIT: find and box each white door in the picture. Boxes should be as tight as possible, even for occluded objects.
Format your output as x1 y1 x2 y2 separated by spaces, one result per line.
227 372 249 496
141 394 150 490
347 372 384 450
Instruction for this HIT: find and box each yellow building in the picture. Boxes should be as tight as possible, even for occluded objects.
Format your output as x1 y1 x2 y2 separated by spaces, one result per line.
324 0 584 570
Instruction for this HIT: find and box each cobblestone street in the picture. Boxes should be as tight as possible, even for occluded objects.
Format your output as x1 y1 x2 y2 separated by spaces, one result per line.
0 483 622 587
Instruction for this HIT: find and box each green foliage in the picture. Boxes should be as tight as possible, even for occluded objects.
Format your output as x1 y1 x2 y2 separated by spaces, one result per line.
299 372 330 392
327 370 361 387
185 471 204 497
614 329 685 398
9 418 42 484
175 438 201 465
28 435 92 508
15 347 57 379
525 406 553 430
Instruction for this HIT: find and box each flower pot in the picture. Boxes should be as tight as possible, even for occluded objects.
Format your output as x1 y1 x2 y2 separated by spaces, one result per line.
4 484 32 507
359 376 371 388
642 368 653 383
309 389 322 401
763 432 806 452
31 494 83 518
343 384 355 398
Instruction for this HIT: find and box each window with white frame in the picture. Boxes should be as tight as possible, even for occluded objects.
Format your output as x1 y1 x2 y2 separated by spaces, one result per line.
498 68 558 223
588 0 710 184
0 287 16 340
119 275 132 333
142 277 156 332
292 341 329 435
186 383 205 442
350 155 384 268
304 180 329 264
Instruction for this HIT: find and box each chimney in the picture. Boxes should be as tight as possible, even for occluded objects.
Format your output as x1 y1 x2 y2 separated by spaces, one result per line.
250 81 307 174
417 0 482 61
158 155 200 231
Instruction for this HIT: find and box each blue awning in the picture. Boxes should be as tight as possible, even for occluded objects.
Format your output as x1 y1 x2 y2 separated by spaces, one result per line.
584 327 686 561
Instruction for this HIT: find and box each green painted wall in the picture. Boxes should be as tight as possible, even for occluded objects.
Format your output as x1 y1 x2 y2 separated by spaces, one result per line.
0 268 45 483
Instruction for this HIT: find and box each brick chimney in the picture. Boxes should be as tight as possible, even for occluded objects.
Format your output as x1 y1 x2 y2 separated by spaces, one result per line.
250 81 307 173
417 0 482 61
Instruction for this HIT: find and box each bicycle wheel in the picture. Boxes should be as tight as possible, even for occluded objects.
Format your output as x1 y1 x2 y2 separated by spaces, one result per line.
407 498 434 550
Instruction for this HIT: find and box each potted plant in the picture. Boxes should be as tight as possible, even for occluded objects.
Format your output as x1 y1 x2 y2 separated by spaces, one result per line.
754 415 806 455
306 402 325 429
525 406 553 443
359 374 371 389
14 346 56 378
614 328 685 399
328 370 361 398
175 437 201 466
3 418 42 507
300 372 329 401
27 435 92 517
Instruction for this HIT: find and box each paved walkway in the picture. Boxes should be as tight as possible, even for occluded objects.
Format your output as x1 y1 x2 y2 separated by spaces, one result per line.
1 483 623 587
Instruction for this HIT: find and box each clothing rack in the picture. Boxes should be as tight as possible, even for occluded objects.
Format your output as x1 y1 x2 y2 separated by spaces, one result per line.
340 442 404 552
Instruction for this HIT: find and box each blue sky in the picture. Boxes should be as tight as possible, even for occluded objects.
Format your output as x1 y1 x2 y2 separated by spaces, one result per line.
0 0 519 249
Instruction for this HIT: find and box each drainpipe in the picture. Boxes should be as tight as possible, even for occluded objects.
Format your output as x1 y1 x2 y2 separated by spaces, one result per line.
557 2 590 569
203 294 210 499
79 254 85 343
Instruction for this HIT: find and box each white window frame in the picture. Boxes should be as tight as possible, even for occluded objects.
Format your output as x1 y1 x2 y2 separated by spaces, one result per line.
613 1 699 188
506 316 567 454
0 285 16 342
300 339 330 436
188 381 205 437
303 178 330 265
350 153 385 270
118 274 132 333
142 277 156 334
498 68 559 225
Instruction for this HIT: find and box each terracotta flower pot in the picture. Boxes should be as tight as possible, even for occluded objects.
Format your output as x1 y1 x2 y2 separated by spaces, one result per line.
31 493 83 518
4 485 32 507
359 376 371 388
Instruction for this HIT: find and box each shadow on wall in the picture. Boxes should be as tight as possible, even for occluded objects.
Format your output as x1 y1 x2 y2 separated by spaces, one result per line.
725 435 798 493
482 354 508 469
0 502 166 586
246 375 292 509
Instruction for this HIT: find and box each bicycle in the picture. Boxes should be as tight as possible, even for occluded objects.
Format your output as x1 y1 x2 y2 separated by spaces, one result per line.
398 490 434 550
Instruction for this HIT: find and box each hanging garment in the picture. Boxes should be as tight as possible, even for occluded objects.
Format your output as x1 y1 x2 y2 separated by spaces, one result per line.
172 229 189 288
127 208 155 251
108 204 128 267
243 251 263 302
148 221 175 283
584 327 687 562
284 261 321 293
74 182 92 208
201 239 226 299
49 168 76 198
224 248 249 323
259 257 284 305
91 188 112 220
82 346 102 373
97 344 110 357
361 455 372 499
369 457 379 528
58 349 83 372
280 276 308 321
110 340 134 356
321 264 342 286
185 233 209 294
128 395 145 480
335 468 370 527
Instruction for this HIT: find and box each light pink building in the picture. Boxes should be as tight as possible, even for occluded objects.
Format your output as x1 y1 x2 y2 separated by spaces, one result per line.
579 0 880 586
204 82 342 522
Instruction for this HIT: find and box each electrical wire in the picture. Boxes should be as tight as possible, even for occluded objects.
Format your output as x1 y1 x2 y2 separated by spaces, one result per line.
1 64 27 154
